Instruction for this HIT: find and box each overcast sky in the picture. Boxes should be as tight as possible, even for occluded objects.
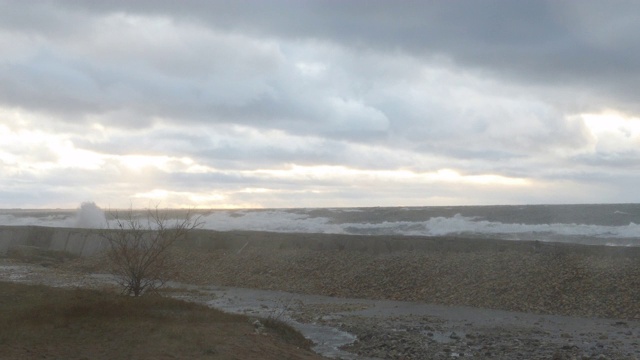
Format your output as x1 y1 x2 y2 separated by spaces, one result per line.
1 0 640 209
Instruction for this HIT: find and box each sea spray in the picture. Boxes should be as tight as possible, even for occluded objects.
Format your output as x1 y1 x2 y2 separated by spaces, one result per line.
74 202 106 228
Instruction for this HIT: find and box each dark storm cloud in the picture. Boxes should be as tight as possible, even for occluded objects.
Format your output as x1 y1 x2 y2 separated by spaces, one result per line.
0 0 604 142
31 0 640 111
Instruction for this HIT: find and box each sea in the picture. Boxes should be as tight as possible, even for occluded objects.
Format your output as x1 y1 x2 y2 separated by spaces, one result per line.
1 204 639 247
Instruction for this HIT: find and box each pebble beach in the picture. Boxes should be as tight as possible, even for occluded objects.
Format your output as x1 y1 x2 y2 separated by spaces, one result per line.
168 231 640 359
164 231 640 320
7 230 640 359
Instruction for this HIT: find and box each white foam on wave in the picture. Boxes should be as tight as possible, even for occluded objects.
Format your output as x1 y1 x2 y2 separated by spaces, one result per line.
0 214 75 228
2 207 639 240
199 211 640 239
415 214 640 238
200 210 346 234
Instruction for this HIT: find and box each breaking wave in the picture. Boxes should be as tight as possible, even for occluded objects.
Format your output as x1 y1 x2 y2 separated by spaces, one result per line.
1 204 639 245
197 211 640 239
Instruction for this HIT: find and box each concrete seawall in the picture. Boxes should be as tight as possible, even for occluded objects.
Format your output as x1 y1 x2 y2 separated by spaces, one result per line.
2 225 639 259
0 226 106 256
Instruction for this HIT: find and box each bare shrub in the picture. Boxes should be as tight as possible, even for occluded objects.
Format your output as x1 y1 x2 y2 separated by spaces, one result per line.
100 207 203 296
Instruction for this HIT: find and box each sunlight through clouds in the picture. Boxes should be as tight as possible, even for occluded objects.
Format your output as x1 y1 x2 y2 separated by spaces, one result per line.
2 1 640 207
131 188 252 209
0 124 102 172
579 111 640 153
247 165 530 187
581 111 640 137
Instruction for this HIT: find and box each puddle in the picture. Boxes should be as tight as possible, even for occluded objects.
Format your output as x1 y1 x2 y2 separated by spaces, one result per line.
295 322 357 358
201 287 362 359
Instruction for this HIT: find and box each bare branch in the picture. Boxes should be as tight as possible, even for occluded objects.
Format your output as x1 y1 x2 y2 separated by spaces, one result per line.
99 206 203 296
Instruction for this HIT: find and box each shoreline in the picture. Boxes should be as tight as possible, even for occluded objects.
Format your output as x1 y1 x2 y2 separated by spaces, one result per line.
2 224 639 258
3 226 639 319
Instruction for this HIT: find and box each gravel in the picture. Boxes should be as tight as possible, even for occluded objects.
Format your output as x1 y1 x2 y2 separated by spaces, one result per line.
166 242 640 320
21 233 640 359
329 314 637 359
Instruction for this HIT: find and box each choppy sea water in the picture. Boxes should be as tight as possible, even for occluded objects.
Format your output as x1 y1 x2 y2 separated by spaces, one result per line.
1 204 639 246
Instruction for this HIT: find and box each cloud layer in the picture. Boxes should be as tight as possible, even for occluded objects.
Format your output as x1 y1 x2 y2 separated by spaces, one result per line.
1 0 640 208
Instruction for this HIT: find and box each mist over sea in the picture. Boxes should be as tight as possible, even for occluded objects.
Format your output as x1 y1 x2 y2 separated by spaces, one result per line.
1 204 639 246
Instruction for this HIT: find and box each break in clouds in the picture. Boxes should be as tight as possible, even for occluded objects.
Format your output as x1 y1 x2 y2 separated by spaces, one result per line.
1 0 640 208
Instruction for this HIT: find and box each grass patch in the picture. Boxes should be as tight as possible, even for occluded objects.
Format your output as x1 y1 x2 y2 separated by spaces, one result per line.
0 281 320 359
